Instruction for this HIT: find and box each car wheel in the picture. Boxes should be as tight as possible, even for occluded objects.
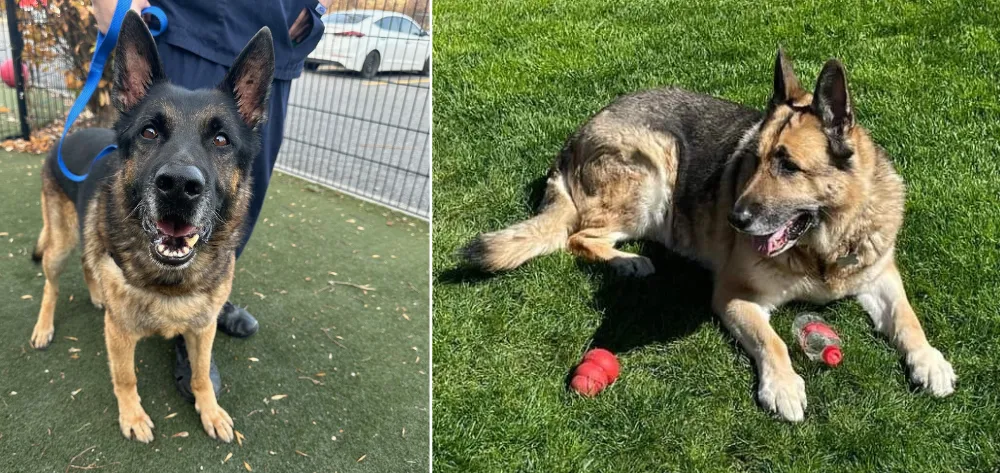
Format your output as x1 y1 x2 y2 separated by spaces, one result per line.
421 58 430 76
305 61 319 71
360 51 380 79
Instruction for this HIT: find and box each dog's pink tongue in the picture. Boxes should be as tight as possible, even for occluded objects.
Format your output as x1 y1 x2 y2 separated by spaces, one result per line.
752 234 772 255
752 227 787 256
156 220 196 237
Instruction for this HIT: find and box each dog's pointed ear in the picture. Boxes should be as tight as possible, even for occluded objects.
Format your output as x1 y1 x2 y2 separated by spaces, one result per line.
812 59 854 133
220 27 274 129
771 47 804 105
812 59 855 163
112 10 166 113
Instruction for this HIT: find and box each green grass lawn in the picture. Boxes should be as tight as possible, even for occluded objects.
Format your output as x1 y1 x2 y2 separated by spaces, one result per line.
0 152 429 471
432 0 1000 471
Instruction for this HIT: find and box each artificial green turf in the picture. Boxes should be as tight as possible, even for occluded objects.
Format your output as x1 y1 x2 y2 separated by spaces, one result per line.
432 0 1000 471
0 152 429 472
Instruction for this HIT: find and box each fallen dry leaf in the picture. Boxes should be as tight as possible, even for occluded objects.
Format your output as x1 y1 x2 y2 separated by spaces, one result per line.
296 450 309 457
164 412 178 419
171 431 189 438
63 336 78 341
68 347 81 353
244 461 252 471
223 452 233 463
357 454 367 462
248 357 259 362
270 394 288 400
235 430 245 447
21 294 32 300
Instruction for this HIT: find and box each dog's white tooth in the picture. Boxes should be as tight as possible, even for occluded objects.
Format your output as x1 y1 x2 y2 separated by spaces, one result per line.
186 234 199 247
157 244 167 254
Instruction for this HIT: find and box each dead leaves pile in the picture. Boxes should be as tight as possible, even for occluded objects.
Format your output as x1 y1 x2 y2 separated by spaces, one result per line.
1 116 99 155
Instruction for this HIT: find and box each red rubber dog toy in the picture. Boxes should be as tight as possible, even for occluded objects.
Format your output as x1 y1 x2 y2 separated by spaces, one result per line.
570 348 620 397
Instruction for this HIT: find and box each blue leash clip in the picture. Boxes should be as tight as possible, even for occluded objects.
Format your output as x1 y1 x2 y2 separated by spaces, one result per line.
56 2 167 183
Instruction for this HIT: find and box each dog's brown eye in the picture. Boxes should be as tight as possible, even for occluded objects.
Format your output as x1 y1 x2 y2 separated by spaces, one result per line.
213 134 229 147
141 126 158 139
779 157 801 174
773 147 800 174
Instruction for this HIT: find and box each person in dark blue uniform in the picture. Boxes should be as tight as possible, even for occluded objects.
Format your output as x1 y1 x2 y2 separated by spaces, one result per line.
92 0 329 401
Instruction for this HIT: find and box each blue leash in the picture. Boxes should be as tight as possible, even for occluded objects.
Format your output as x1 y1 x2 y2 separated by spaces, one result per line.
56 2 167 182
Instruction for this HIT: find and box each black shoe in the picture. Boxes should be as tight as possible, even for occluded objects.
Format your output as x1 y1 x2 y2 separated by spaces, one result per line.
217 302 259 338
174 336 221 404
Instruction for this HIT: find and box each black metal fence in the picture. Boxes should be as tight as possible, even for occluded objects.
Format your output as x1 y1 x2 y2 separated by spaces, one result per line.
2 0 430 219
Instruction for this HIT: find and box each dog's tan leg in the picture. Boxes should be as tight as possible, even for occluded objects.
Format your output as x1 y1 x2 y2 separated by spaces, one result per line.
32 190 49 262
713 283 807 422
184 323 234 442
568 228 654 277
31 188 78 350
856 262 956 396
82 262 104 310
105 314 154 443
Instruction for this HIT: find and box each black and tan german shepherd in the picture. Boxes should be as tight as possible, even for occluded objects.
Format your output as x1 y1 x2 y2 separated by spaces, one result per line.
463 50 956 421
29 11 273 442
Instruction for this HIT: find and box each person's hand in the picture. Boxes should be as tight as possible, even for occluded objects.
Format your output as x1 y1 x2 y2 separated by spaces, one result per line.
290 0 333 44
92 0 150 34
289 8 312 44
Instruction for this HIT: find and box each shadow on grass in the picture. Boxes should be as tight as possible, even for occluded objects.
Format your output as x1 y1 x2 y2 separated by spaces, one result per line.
577 243 715 355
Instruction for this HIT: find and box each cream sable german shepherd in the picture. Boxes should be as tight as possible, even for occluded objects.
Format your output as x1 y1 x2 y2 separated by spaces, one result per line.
462 50 956 421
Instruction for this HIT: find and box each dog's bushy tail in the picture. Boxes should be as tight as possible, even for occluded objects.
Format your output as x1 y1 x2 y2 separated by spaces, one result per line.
460 174 577 272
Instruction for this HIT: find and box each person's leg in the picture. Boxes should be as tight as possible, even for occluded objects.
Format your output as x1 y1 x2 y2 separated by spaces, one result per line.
237 78 290 257
154 41 227 91
215 78 291 336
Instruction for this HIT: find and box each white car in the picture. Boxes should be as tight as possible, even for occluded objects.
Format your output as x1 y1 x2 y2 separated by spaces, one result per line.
306 10 431 78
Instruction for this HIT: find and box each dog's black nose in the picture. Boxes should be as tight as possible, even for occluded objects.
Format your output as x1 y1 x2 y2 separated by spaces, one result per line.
155 164 205 201
728 204 757 230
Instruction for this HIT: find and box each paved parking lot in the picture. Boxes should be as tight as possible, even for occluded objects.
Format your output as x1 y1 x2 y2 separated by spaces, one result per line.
278 67 431 217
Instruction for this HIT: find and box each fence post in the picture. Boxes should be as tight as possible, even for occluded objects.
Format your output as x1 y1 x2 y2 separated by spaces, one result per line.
5 0 30 140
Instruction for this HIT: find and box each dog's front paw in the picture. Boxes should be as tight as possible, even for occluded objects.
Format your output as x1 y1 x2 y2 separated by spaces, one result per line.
30 322 54 350
907 346 956 397
609 255 655 277
118 406 155 443
197 404 234 442
758 370 807 422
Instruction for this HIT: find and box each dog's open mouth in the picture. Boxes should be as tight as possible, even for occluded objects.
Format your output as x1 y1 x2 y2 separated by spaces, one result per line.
152 217 200 265
750 213 813 257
